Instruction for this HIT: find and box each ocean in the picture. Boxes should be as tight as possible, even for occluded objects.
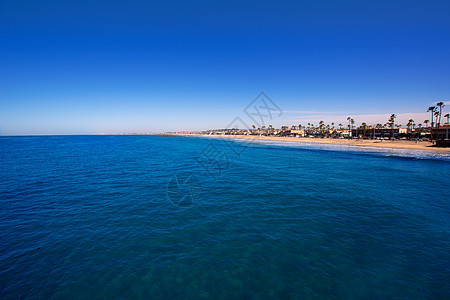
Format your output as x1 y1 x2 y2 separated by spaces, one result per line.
1 135 449 299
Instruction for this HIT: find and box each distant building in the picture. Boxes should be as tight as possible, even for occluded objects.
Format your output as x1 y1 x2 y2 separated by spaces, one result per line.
352 127 402 138
290 129 305 136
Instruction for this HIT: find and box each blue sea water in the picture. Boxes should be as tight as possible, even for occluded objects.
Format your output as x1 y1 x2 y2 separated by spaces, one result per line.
0 135 449 299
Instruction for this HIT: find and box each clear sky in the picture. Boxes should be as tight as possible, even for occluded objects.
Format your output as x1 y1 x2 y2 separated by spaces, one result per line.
1 0 449 135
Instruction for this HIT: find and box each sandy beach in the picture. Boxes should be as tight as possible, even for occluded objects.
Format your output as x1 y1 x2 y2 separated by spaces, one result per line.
174 134 450 152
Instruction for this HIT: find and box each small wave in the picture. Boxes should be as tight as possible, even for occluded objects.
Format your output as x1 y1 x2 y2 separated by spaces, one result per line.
229 138 450 161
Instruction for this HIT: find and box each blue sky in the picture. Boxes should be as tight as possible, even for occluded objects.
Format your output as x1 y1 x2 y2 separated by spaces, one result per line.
1 0 449 135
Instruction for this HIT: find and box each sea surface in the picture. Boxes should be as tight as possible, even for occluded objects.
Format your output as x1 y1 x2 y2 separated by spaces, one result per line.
1 135 449 299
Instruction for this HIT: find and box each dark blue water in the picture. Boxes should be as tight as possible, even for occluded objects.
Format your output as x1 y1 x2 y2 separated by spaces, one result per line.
1 135 449 299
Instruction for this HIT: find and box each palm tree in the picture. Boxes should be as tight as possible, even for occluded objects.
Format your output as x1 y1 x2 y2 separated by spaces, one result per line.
408 120 413 139
424 119 429 129
361 122 367 138
436 102 445 127
444 113 450 140
351 119 355 137
427 106 437 142
428 106 436 128
338 123 343 131
435 111 440 127
387 114 396 139
407 120 415 139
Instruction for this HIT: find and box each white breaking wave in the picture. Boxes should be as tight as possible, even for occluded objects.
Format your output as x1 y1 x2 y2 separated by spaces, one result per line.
229 138 450 161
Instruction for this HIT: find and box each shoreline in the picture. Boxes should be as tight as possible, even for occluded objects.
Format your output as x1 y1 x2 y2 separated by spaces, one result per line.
172 134 450 153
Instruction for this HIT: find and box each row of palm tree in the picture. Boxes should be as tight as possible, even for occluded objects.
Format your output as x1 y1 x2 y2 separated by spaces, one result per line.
427 101 446 127
427 101 447 141
246 102 448 140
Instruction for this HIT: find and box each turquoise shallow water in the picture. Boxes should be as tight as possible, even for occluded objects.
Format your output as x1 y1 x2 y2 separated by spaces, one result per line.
0 135 449 299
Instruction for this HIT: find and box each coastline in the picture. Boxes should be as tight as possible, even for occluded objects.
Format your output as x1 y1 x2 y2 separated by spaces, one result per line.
171 134 450 152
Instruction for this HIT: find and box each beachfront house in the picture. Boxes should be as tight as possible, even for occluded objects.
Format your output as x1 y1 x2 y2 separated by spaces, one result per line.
432 125 450 146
